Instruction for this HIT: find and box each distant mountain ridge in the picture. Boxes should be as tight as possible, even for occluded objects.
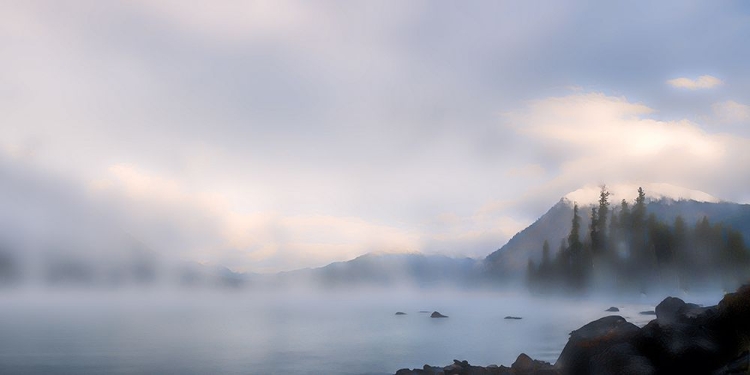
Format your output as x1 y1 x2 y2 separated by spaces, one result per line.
265 252 482 289
253 185 750 289
7 183 747 291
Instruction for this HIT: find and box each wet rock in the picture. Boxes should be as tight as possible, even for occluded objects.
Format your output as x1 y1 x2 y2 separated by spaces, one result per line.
395 312 407 315
431 311 448 318
716 284 750 345
420 364 445 375
504 316 522 320
654 297 712 324
639 310 656 315
394 284 750 375
396 369 421 375
556 315 642 375
511 353 534 373
712 351 750 375
442 360 469 375
588 342 655 375
654 296 685 322
640 318 723 374
605 307 619 312
511 353 557 375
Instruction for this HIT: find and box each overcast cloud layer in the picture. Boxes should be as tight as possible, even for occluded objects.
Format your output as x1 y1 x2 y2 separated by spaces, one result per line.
1 1 749 272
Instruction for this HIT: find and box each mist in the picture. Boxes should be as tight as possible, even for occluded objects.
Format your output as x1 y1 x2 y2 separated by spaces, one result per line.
1 285 702 375
3 1 750 374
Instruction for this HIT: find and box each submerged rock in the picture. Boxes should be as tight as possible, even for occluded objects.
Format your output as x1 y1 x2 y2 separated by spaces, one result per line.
395 312 407 315
639 310 656 315
605 306 619 312
430 311 448 318
504 316 523 320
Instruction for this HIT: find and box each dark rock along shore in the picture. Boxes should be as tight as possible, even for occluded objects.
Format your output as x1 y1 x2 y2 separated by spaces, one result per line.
394 284 750 375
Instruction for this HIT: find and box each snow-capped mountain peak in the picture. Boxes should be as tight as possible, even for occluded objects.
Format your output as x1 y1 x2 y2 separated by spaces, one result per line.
563 183 720 206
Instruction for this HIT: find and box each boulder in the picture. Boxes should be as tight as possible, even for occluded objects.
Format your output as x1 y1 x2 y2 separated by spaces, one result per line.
442 360 468 375
556 316 642 375
431 311 448 318
654 296 713 324
605 307 619 312
393 285 750 375
511 353 557 375
716 284 750 346
654 296 685 322
712 351 750 375
422 364 445 375
640 318 723 374
587 342 655 375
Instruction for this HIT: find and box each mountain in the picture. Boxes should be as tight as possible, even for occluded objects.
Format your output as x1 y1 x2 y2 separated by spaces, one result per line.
484 185 750 279
564 183 720 206
484 199 576 277
265 252 482 289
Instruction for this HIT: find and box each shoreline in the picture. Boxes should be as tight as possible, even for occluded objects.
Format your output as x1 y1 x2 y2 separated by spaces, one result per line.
394 285 750 375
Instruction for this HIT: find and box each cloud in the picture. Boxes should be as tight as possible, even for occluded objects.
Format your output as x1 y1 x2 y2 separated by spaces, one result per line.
712 100 750 124
667 75 723 90
506 92 750 205
506 164 546 179
90 163 533 270
88 164 426 272
2 2 750 272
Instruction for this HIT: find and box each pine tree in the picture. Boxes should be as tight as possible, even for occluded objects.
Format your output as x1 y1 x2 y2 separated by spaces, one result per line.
632 187 647 262
556 238 569 276
590 206 600 254
527 258 537 288
724 229 750 286
618 199 631 251
597 186 610 253
539 240 552 280
673 215 688 289
567 203 588 290
569 203 582 255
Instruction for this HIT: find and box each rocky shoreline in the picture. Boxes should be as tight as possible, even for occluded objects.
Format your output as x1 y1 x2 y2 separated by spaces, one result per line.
394 285 750 375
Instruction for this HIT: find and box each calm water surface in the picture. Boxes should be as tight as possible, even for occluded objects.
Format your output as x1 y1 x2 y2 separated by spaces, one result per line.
0 288 721 374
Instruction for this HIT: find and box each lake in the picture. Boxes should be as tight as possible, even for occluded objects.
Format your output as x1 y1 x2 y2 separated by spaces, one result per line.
0 288 723 374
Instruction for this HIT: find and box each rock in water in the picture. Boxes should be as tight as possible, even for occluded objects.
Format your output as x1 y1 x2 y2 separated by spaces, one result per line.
393 285 750 375
639 310 656 315
504 316 523 320
605 307 619 312
395 312 406 315
430 311 448 318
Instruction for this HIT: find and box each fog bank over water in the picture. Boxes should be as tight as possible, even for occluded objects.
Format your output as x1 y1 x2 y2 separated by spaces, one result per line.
2 2 750 373
0 287 727 374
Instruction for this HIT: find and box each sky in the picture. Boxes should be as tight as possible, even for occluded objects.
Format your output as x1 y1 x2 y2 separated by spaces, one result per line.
1 1 749 273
